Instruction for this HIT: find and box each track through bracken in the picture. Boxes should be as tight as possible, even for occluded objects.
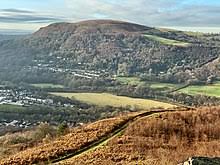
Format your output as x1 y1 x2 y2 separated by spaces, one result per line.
59 106 220 165
0 107 191 165
53 107 192 164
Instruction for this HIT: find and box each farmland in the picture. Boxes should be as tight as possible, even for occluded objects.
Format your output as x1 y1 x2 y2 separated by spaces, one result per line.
51 92 175 109
144 34 190 46
116 76 143 86
179 81 220 97
150 82 181 90
116 76 181 91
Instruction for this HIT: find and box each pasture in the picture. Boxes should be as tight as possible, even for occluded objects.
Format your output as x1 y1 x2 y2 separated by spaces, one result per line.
179 82 220 97
51 92 175 109
145 34 190 46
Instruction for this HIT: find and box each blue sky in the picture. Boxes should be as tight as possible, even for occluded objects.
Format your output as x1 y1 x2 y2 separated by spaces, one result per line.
0 0 220 33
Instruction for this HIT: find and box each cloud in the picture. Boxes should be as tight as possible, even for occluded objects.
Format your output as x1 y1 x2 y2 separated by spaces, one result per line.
0 8 66 23
0 15 63 23
1 9 34 14
154 5 220 27
1 0 220 31
64 0 220 27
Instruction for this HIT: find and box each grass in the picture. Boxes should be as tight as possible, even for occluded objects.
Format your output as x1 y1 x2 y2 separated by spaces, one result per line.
158 28 204 37
183 31 204 37
179 81 220 97
145 34 190 47
51 92 175 109
30 83 64 89
0 104 25 113
150 82 181 90
116 76 181 91
116 76 143 86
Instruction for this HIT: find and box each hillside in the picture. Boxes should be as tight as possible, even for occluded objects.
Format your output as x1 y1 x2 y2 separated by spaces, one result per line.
0 35 24 42
0 106 219 165
0 20 219 84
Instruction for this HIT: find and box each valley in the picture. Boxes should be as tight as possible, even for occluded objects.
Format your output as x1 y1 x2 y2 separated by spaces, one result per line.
0 20 220 164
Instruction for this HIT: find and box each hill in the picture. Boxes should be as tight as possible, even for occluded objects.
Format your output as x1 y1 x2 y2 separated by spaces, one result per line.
0 106 219 164
0 20 219 84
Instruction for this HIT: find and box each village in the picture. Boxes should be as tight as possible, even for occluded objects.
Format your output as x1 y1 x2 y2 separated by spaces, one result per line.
0 86 79 133
0 87 54 106
0 85 77 107
24 55 110 79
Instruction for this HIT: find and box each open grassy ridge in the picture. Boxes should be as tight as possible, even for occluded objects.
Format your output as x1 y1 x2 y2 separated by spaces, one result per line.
145 34 190 46
51 92 175 109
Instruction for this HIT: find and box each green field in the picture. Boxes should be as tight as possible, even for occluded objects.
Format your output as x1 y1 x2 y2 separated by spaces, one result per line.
150 82 181 90
116 77 180 90
145 34 190 46
179 82 220 97
51 92 175 109
31 83 64 89
116 77 143 86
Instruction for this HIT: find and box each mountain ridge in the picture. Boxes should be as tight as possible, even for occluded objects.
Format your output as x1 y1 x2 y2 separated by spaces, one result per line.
0 19 219 84
34 19 153 36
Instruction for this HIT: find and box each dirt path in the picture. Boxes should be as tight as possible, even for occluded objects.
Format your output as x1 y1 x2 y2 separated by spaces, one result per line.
52 108 192 164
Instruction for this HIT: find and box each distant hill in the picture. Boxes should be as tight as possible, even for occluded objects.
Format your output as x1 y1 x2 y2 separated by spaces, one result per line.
0 20 219 84
34 20 153 36
0 34 25 41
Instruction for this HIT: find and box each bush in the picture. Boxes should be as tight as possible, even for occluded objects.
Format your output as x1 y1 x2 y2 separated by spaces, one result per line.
32 123 56 141
57 122 69 136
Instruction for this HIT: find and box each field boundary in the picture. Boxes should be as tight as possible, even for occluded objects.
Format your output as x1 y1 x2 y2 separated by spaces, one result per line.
168 83 190 93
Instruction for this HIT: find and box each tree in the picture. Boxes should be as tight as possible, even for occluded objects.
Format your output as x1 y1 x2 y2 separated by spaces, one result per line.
57 122 69 136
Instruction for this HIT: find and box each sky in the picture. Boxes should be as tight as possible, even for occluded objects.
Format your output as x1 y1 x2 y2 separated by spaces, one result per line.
0 0 220 33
